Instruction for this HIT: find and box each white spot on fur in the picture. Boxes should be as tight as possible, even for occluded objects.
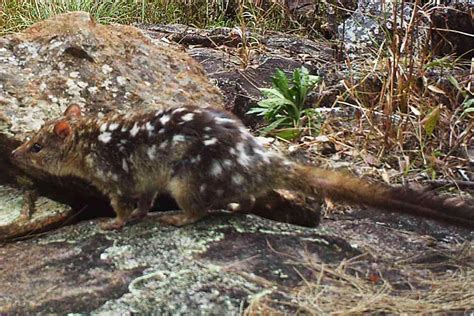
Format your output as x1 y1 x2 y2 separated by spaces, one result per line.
147 145 157 159
254 148 271 163
215 117 236 125
130 122 140 137
159 141 168 149
181 113 194 121
229 148 237 155
236 142 251 166
172 107 186 114
232 173 245 185
146 122 154 131
155 109 163 117
200 184 206 193
100 123 108 132
204 127 212 132
146 122 155 136
173 135 186 143
210 161 223 176
160 115 171 125
122 159 129 172
108 123 120 131
190 155 201 163
203 137 218 146
223 159 233 167
98 132 112 143
121 125 129 132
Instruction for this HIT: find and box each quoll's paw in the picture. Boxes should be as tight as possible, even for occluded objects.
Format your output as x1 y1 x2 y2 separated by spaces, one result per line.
158 211 206 227
99 218 125 231
130 209 149 220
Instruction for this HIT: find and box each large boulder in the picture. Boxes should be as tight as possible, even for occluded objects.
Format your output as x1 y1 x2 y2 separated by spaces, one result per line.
0 12 223 156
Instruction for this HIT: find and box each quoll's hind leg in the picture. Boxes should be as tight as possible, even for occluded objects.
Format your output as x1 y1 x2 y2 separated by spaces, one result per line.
101 195 136 230
159 185 208 226
131 192 157 220
159 198 208 226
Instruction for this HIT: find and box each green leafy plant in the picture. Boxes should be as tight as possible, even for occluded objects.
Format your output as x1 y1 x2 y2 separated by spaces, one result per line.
461 97 474 117
448 75 474 118
248 66 322 140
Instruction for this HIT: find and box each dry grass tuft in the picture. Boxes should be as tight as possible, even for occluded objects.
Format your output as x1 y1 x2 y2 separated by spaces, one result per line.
245 250 474 314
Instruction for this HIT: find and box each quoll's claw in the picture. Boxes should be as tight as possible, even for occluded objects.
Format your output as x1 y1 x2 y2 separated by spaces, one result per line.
99 218 125 231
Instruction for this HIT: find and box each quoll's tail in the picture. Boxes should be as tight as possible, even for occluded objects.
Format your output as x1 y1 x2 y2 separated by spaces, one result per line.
279 163 474 228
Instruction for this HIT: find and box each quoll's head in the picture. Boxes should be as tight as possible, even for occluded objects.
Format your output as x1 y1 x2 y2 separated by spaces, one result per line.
11 104 82 176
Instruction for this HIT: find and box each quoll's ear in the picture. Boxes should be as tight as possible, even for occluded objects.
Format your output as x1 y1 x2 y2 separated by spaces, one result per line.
64 104 82 117
54 121 72 138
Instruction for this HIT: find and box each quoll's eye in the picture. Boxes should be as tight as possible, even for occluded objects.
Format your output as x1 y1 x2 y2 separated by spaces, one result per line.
30 143 42 153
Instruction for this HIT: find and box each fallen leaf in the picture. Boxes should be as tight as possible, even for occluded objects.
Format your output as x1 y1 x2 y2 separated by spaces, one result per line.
427 85 446 95
422 105 441 136
381 169 391 184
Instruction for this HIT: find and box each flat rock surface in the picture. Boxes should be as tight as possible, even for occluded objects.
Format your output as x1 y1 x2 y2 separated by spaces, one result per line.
0 214 354 314
1 212 472 314
0 184 72 239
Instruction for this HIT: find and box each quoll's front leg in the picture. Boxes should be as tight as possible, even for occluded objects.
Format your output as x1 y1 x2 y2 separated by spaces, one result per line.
100 195 136 230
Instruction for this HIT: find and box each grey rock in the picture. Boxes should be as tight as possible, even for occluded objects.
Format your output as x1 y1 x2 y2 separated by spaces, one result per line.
0 214 356 314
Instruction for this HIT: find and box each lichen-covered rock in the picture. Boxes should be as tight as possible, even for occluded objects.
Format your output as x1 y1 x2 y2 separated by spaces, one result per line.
1 210 471 314
0 213 356 314
0 11 222 150
0 184 71 240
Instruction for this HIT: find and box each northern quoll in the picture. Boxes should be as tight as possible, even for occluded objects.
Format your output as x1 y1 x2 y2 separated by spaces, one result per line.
11 104 474 230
